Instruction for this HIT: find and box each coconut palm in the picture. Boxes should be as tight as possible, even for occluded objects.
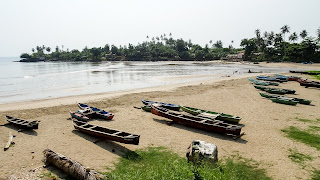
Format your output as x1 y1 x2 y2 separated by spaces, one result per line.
289 32 298 43
255 29 261 39
280 25 290 41
300 30 308 40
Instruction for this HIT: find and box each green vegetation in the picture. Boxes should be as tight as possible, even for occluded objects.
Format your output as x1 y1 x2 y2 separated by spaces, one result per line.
20 34 240 62
311 170 320 180
282 126 320 150
308 71 320 80
296 118 320 124
288 148 312 164
39 171 56 179
103 146 271 180
240 25 320 62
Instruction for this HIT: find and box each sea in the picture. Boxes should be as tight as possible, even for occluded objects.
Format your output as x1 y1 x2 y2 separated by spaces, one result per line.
0 57 297 104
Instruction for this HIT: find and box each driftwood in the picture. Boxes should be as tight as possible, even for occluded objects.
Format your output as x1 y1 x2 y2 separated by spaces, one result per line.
43 149 106 180
4 132 14 151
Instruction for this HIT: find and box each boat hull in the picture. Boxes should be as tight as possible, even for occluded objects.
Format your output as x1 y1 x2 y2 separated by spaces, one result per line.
72 119 140 145
151 105 242 136
5 115 39 129
180 106 241 124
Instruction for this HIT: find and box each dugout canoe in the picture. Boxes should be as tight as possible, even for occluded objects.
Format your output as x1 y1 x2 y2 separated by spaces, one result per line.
77 103 114 120
141 100 180 111
270 98 298 106
72 118 140 145
179 106 241 124
5 115 39 129
70 111 90 122
151 104 242 136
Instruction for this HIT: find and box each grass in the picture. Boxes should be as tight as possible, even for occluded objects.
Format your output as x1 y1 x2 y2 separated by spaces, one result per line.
311 170 320 180
282 126 320 150
296 118 320 124
288 148 312 164
102 146 271 180
39 171 56 179
307 71 320 80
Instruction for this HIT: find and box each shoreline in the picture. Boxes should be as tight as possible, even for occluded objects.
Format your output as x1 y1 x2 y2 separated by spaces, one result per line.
0 72 273 112
1 63 320 179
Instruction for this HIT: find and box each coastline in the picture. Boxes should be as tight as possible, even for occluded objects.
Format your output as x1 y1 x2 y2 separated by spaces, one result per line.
0 63 320 179
0 72 270 112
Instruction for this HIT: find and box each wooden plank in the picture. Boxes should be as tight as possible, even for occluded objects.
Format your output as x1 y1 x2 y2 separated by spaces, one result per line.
4 132 13 151
233 132 245 140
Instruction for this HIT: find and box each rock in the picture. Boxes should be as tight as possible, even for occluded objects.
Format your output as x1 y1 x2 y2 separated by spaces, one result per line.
186 140 218 164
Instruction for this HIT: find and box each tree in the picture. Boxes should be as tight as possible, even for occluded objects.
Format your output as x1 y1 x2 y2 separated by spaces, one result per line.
240 38 257 60
255 29 261 39
289 32 298 43
280 25 290 41
20 53 31 59
317 27 320 41
213 40 223 48
300 30 308 40
46 47 51 53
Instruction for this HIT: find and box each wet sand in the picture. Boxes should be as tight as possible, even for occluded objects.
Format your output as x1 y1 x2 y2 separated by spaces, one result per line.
1 62 320 179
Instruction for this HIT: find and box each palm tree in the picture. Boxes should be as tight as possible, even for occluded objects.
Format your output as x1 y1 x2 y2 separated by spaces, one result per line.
280 25 290 41
289 32 298 43
300 30 308 40
255 29 261 39
46 47 51 53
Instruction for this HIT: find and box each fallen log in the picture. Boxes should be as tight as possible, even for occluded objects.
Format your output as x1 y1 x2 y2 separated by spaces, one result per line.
4 132 14 151
43 149 106 180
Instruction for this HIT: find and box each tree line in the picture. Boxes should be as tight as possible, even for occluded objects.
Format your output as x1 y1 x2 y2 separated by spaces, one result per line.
20 33 238 62
20 26 320 62
240 25 320 62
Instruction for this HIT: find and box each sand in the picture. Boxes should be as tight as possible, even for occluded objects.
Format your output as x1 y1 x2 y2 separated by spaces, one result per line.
0 62 320 180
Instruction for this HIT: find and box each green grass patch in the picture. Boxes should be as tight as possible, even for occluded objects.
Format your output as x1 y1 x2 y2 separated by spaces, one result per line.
288 148 312 164
102 146 271 180
308 71 320 80
282 126 320 150
296 118 320 124
308 126 320 133
311 170 320 180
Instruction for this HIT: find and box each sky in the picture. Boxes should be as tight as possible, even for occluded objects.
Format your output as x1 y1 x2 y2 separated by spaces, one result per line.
0 0 319 57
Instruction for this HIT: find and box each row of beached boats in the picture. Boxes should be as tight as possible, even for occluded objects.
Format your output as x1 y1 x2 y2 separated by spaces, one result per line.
139 100 244 138
4 99 244 148
249 74 313 106
70 103 140 145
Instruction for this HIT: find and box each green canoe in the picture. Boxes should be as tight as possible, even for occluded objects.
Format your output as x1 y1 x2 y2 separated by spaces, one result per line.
270 98 298 106
254 85 268 90
141 105 151 112
259 93 311 105
259 92 279 98
265 89 287 95
180 106 241 124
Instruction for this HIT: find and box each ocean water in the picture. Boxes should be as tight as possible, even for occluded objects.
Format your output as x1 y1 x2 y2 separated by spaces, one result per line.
0 57 295 104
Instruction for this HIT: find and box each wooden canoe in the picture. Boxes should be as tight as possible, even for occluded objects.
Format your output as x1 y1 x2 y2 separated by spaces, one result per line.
180 106 241 124
259 93 311 105
70 111 90 122
77 103 114 120
141 100 180 111
270 98 298 106
151 104 242 136
72 118 140 145
5 115 39 129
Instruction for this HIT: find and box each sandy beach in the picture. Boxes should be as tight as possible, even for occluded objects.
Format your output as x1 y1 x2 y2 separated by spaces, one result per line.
1 62 320 180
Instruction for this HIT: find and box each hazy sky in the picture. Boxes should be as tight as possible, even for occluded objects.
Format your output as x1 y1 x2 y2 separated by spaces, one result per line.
0 0 319 57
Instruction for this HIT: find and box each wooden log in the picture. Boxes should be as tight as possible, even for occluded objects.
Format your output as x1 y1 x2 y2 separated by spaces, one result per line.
4 132 13 151
43 149 105 180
